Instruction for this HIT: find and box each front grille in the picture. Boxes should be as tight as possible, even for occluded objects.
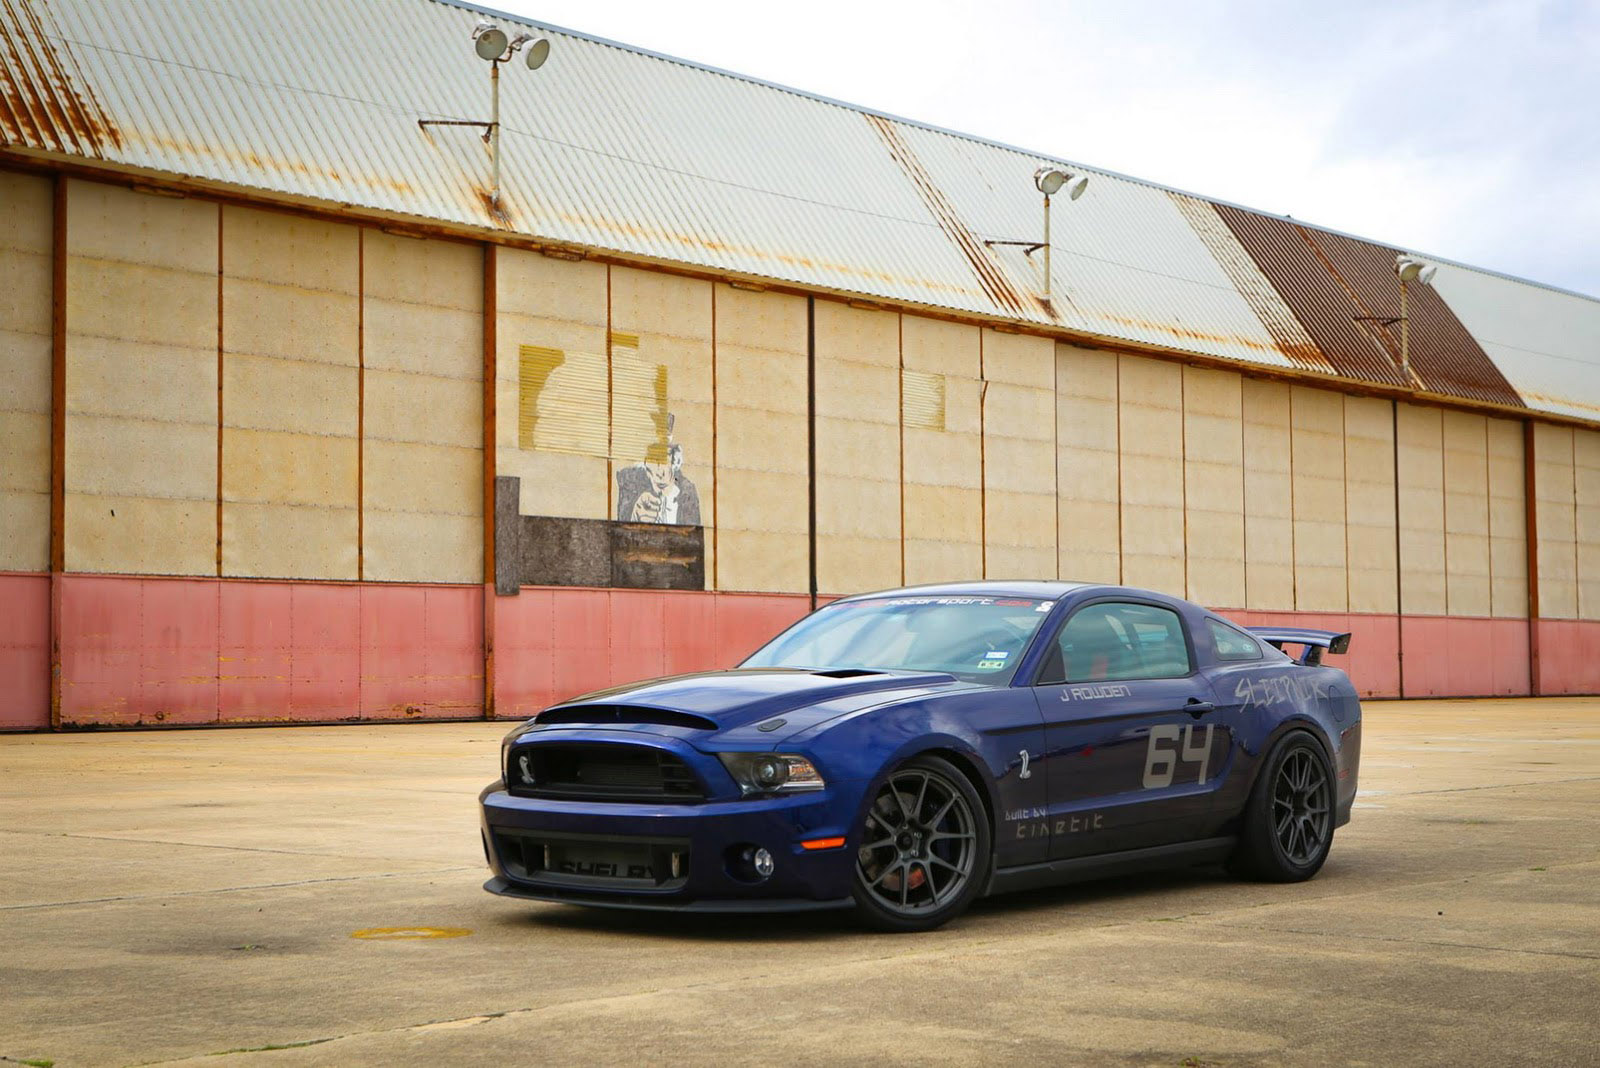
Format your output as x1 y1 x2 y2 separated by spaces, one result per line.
493 828 690 889
507 743 705 803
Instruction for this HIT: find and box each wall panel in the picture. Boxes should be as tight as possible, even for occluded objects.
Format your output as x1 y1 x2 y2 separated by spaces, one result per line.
1289 386 1347 611
0 170 53 572
901 316 982 585
982 330 1055 580
221 206 359 579
1183 366 1244 608
362 233 482 583
496 249 609 520
1242 380 1293 610
1578 429 1600 620
710 285 809 593
1442 411 1492 616
1344 396 1398 614
1396 404 1447 616
66 182 218 575
1118 356 1185 592
1056 343 1121 583
814 301 900 593
1486 419 1528 618
1532 423 1577 619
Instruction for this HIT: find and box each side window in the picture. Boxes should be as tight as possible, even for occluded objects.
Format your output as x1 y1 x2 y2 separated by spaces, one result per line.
1207 618 1264 662
1037 602 1193 685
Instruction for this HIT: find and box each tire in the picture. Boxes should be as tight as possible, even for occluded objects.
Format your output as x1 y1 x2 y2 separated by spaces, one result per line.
851 754 992 932
1229 730 1335 882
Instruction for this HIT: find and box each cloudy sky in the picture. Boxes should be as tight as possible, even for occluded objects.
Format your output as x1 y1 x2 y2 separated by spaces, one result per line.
490 0 1599 298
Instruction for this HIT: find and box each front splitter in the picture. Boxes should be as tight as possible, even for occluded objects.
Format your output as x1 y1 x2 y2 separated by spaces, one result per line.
484 876 853 914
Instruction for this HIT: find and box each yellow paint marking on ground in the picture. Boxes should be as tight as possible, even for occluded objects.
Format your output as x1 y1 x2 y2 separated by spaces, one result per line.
350 927 473 941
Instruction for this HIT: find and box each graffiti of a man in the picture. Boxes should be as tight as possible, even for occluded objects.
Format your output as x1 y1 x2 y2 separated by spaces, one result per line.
615 414 700 525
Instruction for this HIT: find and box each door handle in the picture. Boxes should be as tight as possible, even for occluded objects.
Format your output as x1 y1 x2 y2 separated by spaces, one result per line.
1184 699 1215 718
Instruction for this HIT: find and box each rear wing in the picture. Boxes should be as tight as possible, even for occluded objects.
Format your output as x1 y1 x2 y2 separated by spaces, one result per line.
1247 627 1351 666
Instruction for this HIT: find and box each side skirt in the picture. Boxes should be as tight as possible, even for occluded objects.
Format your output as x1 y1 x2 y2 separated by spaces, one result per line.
984 837 1237 897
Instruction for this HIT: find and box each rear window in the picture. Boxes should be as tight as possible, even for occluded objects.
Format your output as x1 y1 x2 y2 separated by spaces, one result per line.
1208 618 1264 662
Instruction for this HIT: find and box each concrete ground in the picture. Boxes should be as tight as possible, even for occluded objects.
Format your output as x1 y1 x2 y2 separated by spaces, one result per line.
2 700 1597 1067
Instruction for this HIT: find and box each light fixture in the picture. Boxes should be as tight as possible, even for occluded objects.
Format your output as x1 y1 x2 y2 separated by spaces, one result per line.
1395 254 1437 285
444 21 552 213
1033 166 1088 302
1391 253 1437 383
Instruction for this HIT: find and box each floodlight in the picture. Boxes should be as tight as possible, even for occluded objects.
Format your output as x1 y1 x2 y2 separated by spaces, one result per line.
1064 173 1089 200
474 25 509 60
1034 166 1067 196
524 37 551 69
1395 254 1436 285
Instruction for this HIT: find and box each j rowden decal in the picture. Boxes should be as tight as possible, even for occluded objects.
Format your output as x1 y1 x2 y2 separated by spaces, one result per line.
1143 724 1214 788
1060 684 1132 701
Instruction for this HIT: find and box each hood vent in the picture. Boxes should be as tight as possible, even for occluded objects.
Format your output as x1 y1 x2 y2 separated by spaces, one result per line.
536 705 717 730
811 669 884 679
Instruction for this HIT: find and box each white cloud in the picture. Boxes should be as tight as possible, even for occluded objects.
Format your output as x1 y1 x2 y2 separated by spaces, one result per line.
489 0 1600 295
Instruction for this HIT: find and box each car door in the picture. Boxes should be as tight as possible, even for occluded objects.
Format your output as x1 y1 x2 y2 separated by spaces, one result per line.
1030 599 1228 860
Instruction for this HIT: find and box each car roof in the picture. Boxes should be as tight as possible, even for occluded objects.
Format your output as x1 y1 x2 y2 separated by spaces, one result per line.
836 580 1108 602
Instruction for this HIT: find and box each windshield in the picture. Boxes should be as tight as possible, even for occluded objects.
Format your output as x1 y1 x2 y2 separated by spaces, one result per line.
741 595 1056 684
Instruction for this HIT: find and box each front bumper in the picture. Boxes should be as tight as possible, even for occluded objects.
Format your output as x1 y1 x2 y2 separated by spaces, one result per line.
480 780 863 910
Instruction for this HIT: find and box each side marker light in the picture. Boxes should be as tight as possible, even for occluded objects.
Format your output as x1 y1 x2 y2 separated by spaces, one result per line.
801 836 847 851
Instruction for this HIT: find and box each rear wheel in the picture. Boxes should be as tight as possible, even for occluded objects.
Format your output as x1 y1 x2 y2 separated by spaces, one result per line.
1230 730 1334 881
851 755 991 932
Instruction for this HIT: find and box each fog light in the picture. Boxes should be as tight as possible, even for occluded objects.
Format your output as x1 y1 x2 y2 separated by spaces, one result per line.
752 847 775 878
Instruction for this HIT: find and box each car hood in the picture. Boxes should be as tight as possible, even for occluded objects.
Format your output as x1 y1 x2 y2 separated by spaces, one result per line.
511 668 972 747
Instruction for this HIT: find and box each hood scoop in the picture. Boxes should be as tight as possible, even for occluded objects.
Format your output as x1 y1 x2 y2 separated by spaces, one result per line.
536 705 717 730
810 669 885 679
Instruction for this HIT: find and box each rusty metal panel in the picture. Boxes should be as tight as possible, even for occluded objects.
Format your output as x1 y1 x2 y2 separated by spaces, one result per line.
1212 204 1408 388
1307 226 1521 407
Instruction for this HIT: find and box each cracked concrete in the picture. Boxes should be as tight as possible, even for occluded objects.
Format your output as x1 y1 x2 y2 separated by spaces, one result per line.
2 700 1598 1066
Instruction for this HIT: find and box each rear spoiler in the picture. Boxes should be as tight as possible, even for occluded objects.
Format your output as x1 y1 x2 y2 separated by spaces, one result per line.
1247 627 1351 666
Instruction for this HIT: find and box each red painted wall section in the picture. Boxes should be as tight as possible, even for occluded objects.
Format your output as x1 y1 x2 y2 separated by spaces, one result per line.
0 573 50 730
1535 620 1600 696
492 588 812 721
58 574 484 727
1225 610 1402 699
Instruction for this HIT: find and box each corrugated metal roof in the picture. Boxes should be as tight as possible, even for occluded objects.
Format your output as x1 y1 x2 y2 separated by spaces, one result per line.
1430 265 1600 422
1 0 1596 419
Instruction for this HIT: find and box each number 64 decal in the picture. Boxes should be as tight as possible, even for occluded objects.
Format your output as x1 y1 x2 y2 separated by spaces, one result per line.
1143 724 1214 788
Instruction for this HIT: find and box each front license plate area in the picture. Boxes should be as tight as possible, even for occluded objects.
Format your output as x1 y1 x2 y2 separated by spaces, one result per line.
549 842 654 881
493 829 690 890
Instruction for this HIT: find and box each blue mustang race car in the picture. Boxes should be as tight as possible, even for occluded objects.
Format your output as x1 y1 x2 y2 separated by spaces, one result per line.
481 582 1361 931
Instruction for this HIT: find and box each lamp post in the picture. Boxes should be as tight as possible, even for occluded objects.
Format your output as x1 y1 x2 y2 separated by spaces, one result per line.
1393 254 1437 382
470 21 551 211
1032 166 1088 302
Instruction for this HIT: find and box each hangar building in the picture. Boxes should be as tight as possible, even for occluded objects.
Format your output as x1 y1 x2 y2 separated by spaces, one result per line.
2 0 1598 729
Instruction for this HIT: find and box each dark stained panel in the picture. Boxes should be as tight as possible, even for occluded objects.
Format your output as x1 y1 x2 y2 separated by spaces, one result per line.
1306 227 1523 407
1214 203 1522 407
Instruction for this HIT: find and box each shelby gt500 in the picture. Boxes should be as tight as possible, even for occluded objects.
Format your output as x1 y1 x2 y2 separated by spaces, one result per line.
481 582 1361 931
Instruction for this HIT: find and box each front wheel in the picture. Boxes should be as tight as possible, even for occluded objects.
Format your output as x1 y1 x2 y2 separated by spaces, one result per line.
851 755 991 932
1230 730 1335 882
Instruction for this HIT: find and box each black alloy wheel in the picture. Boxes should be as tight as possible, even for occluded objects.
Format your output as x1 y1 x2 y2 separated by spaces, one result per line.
1231 730 1335 882
851 754 991 932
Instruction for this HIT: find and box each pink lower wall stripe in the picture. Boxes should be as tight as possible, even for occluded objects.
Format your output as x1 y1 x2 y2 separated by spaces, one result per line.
0 573 50 730
5 571 1599 731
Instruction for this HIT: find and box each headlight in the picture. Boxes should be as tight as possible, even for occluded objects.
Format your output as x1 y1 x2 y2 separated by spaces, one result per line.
717 753 826 796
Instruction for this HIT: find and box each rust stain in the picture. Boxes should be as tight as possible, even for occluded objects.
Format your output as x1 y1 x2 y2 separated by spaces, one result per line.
0 0 122 155
1167 191 1334 373
865 113 1029 318
127 130 415 197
